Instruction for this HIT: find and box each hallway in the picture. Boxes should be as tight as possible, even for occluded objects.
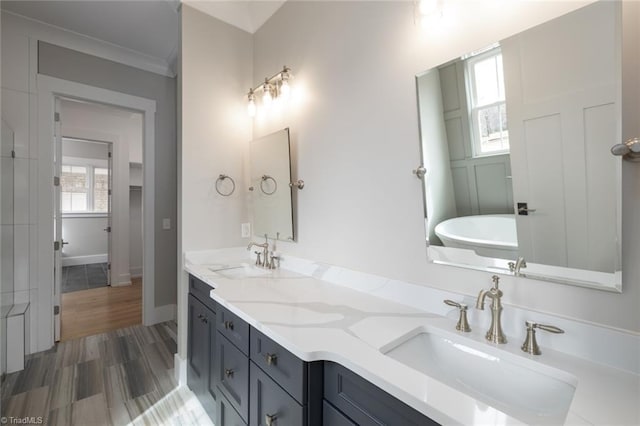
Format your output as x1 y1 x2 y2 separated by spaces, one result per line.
61 278 142 342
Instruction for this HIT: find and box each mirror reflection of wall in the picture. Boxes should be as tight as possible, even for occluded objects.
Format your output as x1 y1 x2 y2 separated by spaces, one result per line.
249 128 294 241
417 0 622 289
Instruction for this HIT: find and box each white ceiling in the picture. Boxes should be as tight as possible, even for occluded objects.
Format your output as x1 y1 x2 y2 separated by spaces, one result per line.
1 1 285 76
184 1 286 34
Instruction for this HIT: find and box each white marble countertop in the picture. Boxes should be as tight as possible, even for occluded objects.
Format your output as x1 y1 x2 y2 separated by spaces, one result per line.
184 252 639 425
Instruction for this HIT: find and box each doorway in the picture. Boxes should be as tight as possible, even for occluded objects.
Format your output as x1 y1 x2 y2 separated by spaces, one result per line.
60 138 112 292
54 98 145 341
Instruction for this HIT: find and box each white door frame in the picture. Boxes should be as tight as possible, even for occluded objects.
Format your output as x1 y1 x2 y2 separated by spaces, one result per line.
37 75 156 351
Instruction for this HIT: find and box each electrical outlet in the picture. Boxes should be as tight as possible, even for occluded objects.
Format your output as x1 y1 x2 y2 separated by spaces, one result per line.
241 222 251 238
162 218 171 230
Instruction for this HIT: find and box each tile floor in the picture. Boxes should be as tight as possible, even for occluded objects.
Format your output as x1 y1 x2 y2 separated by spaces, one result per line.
1 322 214 426
62 264 109 293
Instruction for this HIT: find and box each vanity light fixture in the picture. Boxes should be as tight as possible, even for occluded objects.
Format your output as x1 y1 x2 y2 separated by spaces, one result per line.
245 66 293 117
247 88 256 117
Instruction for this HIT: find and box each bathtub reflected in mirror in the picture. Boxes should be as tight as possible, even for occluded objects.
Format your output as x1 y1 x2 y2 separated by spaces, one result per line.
417 0 624 292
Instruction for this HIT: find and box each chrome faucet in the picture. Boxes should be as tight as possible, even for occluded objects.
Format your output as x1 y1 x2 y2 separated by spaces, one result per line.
246 234 279 269
247 236 269 268
476 275 507 344
508 256 527 276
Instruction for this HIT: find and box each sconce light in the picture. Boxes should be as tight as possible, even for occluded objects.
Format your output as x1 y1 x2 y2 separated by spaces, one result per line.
246 66 293 117
247 88 256 117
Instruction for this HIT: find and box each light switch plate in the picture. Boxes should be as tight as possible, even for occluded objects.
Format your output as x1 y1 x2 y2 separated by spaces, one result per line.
162 218 171 230
241 222 251 238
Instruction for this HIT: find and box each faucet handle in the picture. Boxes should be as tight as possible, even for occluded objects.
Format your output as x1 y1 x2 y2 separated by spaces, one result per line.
443 300 471 332
254 251 263 266
521 320 564 355
491 275 500 288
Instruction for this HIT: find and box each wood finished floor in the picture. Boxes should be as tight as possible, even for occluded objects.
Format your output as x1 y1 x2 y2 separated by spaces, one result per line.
0 322 213 426
61 278 142 342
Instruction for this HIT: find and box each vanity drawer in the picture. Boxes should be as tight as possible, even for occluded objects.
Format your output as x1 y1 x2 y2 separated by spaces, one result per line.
324 362 439 426
215 333 250 423
323 399 356 426
250 361 304 426
217 304 250 355
250 328 306 404
189 274 217 312
218 393 247 426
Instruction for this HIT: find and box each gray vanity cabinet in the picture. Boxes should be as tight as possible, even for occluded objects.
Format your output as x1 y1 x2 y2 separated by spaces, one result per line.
323 362 440 426
187 274 217 416
215 330 251 423
249 362 305 426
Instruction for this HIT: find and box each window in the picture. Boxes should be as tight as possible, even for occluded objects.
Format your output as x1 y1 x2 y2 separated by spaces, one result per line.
61 165 109 213
466 47 509 156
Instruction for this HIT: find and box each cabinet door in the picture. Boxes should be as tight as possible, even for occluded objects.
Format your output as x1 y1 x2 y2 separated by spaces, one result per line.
322 400 356 426
250 362 304 426
216 333 250 423
218 393 247 426
324 362 439 426
188 294 208 396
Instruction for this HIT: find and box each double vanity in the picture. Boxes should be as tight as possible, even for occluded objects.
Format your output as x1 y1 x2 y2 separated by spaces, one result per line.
184 249 639 425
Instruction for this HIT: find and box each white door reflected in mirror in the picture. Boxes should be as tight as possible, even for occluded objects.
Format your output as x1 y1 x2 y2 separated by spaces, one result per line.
416 0 623 291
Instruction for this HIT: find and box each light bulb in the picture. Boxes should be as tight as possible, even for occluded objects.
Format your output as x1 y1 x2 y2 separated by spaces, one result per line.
247 89 256 117
263 88 272 107
280 80 291 101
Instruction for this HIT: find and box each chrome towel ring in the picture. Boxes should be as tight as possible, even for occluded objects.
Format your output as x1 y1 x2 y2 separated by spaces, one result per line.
215 174 235 196
260 175 277 195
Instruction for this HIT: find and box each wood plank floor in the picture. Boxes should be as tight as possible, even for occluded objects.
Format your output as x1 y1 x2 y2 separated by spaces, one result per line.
1 322 214 426
61 278 142 342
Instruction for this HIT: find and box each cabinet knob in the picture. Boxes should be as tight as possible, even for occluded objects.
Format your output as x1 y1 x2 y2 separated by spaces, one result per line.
224 320 234 330
224 368 234 378
265 413 277 426
197 314 203 320
202 317 208 324
265 353 278 366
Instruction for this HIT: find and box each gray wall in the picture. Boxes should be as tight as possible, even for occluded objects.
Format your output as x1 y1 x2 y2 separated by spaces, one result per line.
438 60 513 216
38 42 177 307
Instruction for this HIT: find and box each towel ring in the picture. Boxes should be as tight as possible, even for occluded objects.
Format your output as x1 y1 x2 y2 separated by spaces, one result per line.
260 175 277 195
215 174 235 196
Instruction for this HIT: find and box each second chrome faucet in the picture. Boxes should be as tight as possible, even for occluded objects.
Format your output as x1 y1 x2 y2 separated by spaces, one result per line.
476 275 507 344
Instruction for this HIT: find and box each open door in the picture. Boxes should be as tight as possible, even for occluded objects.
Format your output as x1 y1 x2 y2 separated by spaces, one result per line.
53 98 62 342
106 143 113 285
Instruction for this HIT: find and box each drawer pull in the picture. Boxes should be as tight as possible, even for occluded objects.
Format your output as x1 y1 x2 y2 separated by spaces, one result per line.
265 413 277 426
202 317 208 324
224 320 234 330
265 353 278 366
224 368 234 378
197 314 203 320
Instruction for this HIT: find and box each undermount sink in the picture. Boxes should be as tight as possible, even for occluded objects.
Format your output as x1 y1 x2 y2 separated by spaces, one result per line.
382 327 577 425
208 263 301 280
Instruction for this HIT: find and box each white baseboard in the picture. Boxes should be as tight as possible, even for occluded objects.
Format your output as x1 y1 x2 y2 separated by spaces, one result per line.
113 273 132 287
175 353 187 386
130 266 143 278
61 254 107 267
145 303 176 326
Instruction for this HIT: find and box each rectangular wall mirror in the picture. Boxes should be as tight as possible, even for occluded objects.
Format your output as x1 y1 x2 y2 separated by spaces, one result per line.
249 128 295 241
417 0 623 292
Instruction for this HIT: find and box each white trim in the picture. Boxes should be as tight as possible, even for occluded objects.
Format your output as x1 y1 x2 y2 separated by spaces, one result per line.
2 10 175 78
61 254 107 267
130 266 143 278
37 75 157 352
62 212 109 219
149 303 177 324
174 353 187 386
